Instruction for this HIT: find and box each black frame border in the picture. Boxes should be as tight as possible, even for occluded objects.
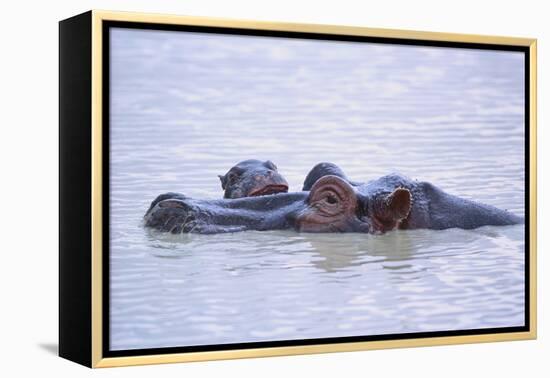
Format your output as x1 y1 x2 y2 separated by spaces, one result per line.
101 20 531 359
59 11 94 367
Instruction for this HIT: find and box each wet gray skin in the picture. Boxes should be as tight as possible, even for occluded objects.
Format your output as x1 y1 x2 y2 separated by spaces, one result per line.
144 164 522 234
302 162 363 190
218 159 289 199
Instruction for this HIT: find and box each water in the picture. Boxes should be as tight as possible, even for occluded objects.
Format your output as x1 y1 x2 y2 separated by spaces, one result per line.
109 28 525 351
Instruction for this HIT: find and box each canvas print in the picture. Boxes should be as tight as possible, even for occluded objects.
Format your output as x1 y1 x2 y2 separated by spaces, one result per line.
108 27 526 352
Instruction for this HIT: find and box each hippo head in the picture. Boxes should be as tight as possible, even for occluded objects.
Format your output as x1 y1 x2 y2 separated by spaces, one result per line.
295 175 411 233
219 159 289 199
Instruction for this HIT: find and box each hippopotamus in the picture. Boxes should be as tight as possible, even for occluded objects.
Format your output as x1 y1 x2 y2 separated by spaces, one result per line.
144 163 522 234
218 159 289 199
302 162 523 231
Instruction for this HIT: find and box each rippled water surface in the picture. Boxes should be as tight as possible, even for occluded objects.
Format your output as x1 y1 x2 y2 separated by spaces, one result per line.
109 28 526 350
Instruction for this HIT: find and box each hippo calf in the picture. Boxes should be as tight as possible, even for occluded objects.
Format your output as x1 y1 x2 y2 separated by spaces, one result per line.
144 165 522 234
218 159 289 199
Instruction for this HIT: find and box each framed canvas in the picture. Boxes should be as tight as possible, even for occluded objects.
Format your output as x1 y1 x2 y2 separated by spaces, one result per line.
59 10 537 368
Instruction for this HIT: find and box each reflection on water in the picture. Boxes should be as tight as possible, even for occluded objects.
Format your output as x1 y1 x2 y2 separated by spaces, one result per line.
109 28 525 350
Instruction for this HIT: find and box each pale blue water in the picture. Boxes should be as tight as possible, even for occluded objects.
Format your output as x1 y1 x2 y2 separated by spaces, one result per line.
109 28 525 351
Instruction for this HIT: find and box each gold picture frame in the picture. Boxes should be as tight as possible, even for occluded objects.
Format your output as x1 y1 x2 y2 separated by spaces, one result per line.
59 9 537 368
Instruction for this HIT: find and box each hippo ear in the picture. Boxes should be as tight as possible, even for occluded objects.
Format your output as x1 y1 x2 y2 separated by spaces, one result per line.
218 175 226 190
380 188 411 221
265 160 277 170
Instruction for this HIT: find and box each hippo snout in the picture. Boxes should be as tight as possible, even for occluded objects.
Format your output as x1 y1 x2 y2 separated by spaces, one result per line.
144 195 200 234
219 159 289 199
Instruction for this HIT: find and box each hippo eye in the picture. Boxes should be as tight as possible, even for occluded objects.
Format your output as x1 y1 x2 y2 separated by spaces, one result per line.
227 172 238 184
318 192 341 210
326 194 338 204
306 175 358 219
